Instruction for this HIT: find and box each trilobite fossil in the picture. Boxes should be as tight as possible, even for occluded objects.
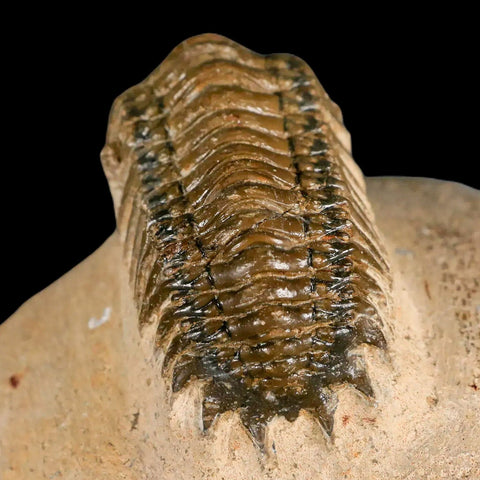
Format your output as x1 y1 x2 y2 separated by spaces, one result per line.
101 33 391 448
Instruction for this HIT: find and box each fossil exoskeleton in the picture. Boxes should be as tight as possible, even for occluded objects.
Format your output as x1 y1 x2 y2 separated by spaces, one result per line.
101 33 391 447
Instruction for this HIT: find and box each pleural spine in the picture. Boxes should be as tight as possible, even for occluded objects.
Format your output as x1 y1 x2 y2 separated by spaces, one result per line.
102 34 391 449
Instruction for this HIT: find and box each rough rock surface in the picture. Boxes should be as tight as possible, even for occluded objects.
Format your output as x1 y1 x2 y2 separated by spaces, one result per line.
1 177 479 479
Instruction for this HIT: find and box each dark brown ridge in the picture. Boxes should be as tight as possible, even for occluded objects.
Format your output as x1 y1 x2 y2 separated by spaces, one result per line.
103 34 391 449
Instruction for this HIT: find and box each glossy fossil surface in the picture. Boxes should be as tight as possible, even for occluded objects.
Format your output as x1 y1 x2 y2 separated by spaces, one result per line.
102 34 391 446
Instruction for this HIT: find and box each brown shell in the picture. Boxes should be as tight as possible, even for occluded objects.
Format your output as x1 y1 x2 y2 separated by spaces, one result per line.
101 34 391 448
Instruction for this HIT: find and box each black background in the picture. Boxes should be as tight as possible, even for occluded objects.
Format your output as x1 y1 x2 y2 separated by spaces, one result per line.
1 9 476 322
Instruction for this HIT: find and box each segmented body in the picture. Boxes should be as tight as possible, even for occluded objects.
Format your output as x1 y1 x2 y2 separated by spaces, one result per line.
102 34 390 447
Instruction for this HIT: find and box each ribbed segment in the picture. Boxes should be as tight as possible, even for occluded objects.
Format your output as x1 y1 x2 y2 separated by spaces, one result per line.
103 34 391 448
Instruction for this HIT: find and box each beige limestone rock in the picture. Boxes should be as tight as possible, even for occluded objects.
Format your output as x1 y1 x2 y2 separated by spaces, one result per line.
1 177 479 479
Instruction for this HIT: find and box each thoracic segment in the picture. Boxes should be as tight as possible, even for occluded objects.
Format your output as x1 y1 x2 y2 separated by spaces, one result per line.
103 34 391 448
